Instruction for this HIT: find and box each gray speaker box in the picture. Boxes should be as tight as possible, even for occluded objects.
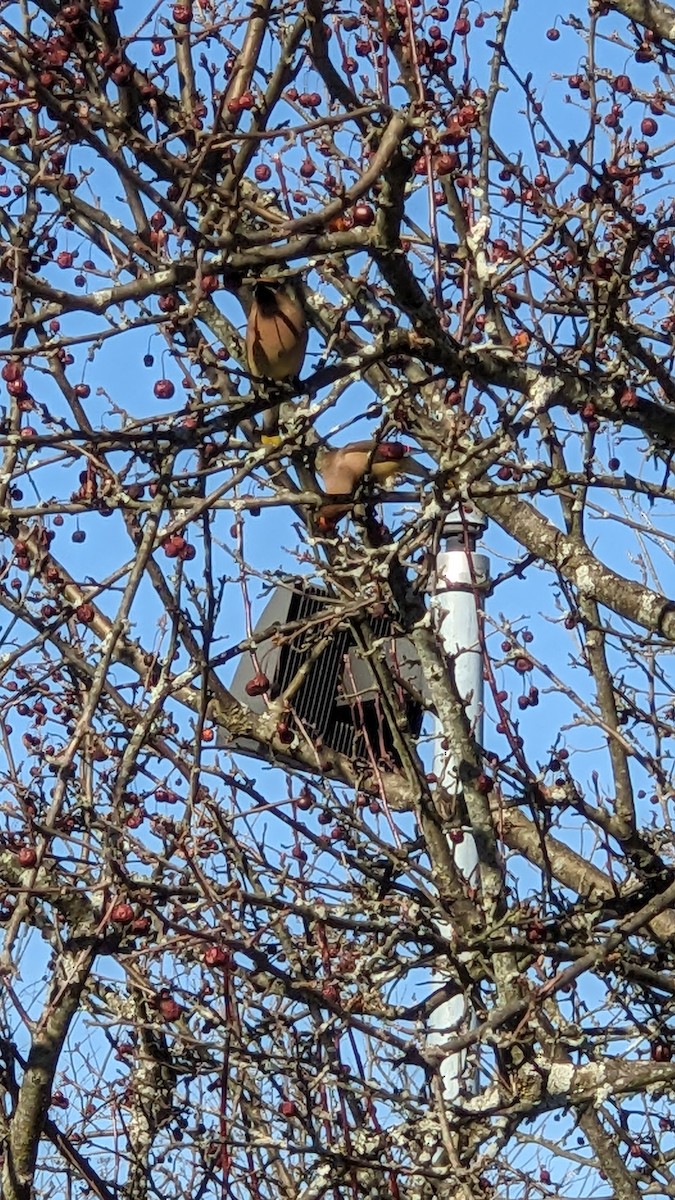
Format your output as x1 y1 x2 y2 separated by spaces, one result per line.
227 582 427 764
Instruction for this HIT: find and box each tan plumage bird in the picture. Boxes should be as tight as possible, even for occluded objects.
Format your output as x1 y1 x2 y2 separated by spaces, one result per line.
245 279 307 444
316 440 428 528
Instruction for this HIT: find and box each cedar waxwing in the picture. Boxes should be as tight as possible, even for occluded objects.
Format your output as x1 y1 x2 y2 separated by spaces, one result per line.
316 440 427 527
245 279 307 444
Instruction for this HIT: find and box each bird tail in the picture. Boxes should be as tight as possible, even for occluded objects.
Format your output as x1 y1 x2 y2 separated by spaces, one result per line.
261 403 280 446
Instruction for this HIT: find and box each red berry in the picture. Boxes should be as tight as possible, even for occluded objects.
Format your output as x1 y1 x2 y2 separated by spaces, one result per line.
59 3 85 23
641 117 658 137
158 993 182 1021
619 386 638 410
154 378 175 399
17 846 37 868
435 152 458 176
203 945 229 967
245 672 270 697
1 361 22 383
352 201 375 226
254 163 272 182
111 902 134 924
7 378 28 398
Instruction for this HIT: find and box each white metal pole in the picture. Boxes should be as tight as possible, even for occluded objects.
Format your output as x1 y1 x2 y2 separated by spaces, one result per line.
427 510 489 1102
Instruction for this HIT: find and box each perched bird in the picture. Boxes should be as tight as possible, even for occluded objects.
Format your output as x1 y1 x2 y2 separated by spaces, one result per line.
245 278 307 444
316 440 427 528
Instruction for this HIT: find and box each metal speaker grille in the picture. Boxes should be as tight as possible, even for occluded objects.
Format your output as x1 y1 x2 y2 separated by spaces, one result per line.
275 586 422 764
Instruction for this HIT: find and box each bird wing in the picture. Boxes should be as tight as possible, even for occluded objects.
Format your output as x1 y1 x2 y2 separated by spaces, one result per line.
318 449 362 495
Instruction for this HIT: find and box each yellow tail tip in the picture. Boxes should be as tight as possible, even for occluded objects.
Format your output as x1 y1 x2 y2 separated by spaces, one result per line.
261 434 281 447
